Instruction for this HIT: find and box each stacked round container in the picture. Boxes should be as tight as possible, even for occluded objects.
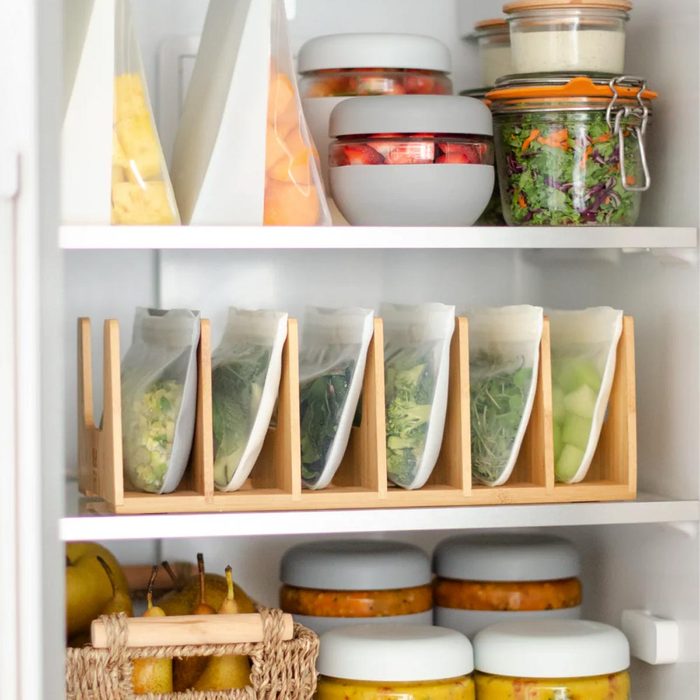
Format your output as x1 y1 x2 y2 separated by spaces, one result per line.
316 624 476 699
433 534 582 637
279 540 433 635
472 19 513 88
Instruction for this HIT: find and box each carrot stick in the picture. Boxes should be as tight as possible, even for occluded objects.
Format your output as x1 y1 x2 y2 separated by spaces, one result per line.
521 129 540 152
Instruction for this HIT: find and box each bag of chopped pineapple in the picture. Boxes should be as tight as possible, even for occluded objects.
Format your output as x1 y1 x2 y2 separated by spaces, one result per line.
121 308 200 494
211 308 288 491
467 306 543 487
382 303 456 490
298 307 375 489
171 0 330 225
548 307 623 484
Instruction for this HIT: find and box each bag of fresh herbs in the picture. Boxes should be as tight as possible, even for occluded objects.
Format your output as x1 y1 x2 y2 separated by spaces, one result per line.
549 307 623 484
383 303 455 490
299 307 374 489
468 306 543 487
121 308 200 493
211 308 288 491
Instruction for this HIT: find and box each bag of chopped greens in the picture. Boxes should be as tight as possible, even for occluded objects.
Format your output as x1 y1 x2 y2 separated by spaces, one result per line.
121 308 200 494
299 307 375 489
467 306 544 487
549 307 623 484
211 308 288 491
383 303 455 490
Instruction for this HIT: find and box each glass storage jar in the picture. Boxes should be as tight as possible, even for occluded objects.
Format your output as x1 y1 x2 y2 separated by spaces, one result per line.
280 540 432 635
474 619 631 699
487 74 656 226
473 19 513 87
316 624 475 700
298 33 452 188
434 534 582 637
504 0 632 75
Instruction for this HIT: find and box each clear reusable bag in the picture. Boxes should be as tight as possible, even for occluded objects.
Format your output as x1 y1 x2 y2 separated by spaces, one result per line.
211 308 289 491
383 303 456 490
111 0 180 225
264 0 331 226
121 308 200 494
299 307 375 489
549 307 623 483
468 306 544 487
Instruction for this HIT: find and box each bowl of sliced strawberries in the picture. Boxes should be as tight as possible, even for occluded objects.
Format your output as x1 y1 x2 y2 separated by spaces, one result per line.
328 95 495 226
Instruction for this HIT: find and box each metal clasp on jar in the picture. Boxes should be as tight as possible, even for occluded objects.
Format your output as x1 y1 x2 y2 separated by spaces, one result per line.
606 76 651 192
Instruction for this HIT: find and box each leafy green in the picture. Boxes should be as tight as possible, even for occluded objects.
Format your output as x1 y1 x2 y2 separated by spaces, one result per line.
211 345 270 487
470 351 532 485
495 110 641 225
385 345 436 487
300 361 355 484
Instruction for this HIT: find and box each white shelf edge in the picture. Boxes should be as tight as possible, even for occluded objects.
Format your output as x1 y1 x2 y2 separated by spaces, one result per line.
59 225 698 251
59 494 700 542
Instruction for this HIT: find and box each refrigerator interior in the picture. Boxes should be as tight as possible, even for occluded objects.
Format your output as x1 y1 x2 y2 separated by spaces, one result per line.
56 0 700 697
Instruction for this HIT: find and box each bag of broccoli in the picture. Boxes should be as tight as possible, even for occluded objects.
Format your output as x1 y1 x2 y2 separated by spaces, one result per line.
467 306 544 487
549 307 623 484
121 308 200 493
211 308 288 491
383 303 456 490
299 307 374 489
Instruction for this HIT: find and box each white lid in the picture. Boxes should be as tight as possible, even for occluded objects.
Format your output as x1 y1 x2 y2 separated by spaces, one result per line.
318 624 474 681
298 33 452 74
474 620 630 678
329 95 493 138
433 534 580 581
280 540 431 590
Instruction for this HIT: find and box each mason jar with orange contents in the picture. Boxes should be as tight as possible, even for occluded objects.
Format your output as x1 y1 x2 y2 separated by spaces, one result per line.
280 540 433 635
433 534 582 637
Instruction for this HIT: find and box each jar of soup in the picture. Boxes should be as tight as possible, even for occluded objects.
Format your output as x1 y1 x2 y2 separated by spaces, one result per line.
474 619 631 699
317 623 475 700
504 0 632 75
298 33 453 187
280 540 432 635
487 74 656 226
473 19 513 87
434 534 582 637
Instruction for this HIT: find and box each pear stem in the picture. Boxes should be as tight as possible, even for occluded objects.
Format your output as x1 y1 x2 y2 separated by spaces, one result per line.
96 556 116 597
161 560 179 588
197 553 206 606
146 565 159 611
225 565 235 602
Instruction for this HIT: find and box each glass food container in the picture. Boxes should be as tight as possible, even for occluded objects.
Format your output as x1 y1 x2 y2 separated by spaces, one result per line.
473 19 513 88
298 33 453 188
474 620 631 699
316 624 475 700
279 540 432 635
434 534 582 637
504 0 632 75
328 95 494 226
487 74 656 226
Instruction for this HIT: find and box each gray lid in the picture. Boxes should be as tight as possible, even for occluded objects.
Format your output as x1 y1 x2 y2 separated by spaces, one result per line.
329 95 493 138
281 540 431 590
434 534 580 581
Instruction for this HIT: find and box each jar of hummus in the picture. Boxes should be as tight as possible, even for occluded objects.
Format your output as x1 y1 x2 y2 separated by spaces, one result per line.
280 540 432 635
474 619 631 699
317 623 475 700
434 534 582 637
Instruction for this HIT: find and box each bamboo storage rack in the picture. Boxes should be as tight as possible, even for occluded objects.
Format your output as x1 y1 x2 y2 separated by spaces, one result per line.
77 315 637 514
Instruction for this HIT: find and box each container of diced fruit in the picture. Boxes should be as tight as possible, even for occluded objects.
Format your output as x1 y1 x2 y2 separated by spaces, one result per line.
328 95 494 226
298 33 453 187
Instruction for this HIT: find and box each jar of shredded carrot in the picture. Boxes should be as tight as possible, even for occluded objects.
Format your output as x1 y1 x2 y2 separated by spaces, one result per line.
433 534 582 637
280 540 433 635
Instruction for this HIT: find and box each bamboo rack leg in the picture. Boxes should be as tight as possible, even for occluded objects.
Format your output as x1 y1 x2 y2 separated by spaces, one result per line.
102 320 124 508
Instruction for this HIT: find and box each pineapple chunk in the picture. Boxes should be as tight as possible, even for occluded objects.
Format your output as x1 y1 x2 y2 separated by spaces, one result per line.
112 181 176 225
115 114 161 182
114 73 149 122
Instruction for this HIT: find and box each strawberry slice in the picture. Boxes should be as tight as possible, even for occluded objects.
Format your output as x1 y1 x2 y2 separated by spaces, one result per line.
342 144 385 165
404 74 436 94
383 141 435 164
436 142 483 164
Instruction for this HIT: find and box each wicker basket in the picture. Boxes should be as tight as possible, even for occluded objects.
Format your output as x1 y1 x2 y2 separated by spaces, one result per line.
66 608 319 699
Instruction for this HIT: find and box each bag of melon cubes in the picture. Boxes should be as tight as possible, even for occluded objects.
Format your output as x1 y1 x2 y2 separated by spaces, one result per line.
171 0 330 226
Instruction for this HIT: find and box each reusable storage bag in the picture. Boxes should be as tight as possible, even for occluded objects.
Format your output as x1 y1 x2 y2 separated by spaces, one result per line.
383 303 456 489
171 0 330 226
211 308 289 491
121 308 200 493
468 306 543 486
299 308 375 489
62 0 179 225
549 307 623 483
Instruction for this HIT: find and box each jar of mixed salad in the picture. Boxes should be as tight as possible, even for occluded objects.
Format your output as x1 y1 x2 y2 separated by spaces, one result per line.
487 74 656 226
